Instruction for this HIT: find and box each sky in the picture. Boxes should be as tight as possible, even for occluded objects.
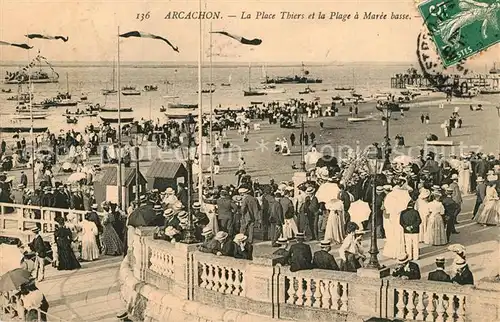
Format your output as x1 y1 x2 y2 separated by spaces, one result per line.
0 0 499 64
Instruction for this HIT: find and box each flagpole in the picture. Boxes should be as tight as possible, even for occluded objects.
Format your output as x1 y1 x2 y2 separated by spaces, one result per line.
117 26 123 209
209 21 213 186
27 36 35 192
197 0 203 203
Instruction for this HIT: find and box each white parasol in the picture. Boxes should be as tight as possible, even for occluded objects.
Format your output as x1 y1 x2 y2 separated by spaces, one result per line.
305 150 323 165
384 188 411 216
393 155 413 165
67 172 87 183
0 244 23 276
316 182 340 203
349 200 371 229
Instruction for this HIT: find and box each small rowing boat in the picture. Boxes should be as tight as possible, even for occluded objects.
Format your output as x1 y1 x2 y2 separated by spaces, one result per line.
99 114 134 123
347 115 374 122
167 103 197 109
12 113 48 120
100 107 133 112
63 112 98 117
0 126 48 133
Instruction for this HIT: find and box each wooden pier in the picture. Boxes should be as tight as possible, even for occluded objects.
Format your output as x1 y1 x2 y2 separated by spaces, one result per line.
391 74 500 89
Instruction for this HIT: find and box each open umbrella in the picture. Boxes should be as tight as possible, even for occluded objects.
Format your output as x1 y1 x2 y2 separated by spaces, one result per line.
315 182 340 203
349 200 371 229
127 204 156 227
67 172 87 183
0 244 23 276
0 268 32 292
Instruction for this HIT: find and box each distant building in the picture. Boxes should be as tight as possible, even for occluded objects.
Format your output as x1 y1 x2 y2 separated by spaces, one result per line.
93 166 147 208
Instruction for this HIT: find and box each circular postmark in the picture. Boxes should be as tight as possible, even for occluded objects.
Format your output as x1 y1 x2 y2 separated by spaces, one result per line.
416 29 471 92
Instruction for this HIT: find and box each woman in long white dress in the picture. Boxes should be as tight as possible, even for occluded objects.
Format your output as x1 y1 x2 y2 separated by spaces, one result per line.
382 185 410 259
80 215 100 261
324 199 346 244
475 175 500 225
458 158 471 195
425 192 447 245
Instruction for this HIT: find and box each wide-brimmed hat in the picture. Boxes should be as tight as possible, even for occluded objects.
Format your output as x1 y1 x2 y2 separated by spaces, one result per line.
455 258 467 267
214 231 228 241
451 174 459 180
163 209 174 217
435 256 445 264
397 253 409 264
487 174 497 182
192 202 201 210
173 201 184 210
305 186 315 194
448 243 466 254
233 233 247 243
419 189 430 199
165 187 175 194
201 227 213 236
476 176 484 182
177 211 188 220
238 187 249 194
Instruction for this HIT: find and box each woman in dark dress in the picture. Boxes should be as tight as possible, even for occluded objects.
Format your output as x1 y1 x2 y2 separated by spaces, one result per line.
54 218 81 271
101 212 123 256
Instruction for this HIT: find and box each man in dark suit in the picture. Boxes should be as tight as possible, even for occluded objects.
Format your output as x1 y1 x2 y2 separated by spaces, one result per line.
268 195 284 247
216 190 238 235
313 240 339 270
392 253 421 280
286 232 312 272
428 257 451 282
239 188 259 243
213 231 233 257
474 154 489 181
472 177 486 219
306 187 321 241
29 227 47 282
399 200 421 260
20 171 28 187
442 187 460 241
451 259 474 285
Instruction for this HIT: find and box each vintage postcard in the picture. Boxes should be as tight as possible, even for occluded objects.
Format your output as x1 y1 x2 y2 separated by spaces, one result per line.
0 0 498 321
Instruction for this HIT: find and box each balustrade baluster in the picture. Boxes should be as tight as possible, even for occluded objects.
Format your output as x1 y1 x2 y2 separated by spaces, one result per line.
150 249 157 272
231 268 240 295
218 267 227 293
296 278 305 306
286 277 295 304
312 279 321 308
319 280 330 309
408 290 417 320
442 294 451 322
415 290 425 321
340 282 348 312
304 279 313 306
456 294 466 322
208 265 216 290
395 289 407 319
331 281 340 310
199 263 208 288
435 294 445 322
213 266 221 292
239 269 245 295
221 267 230 294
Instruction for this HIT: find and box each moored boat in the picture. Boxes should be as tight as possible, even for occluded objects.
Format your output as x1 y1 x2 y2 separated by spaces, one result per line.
100 107 133 112
334 86 354 91
479 87 500 94
299 86 315 95
0 126 48 133
99 114 134 123
263 62 322 84
7 93 33 102
347 115 374 122
143 85 158 92
167 103 198 109
63 112 98 117
4 54 59 84
11 113 48 120
243 90 267 97
121 86 141 96
164 112 196 119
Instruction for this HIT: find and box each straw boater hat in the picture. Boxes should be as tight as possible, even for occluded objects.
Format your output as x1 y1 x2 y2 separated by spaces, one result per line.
165 187 175 194
435 256 445 264
397 253 410 264
295 232 305 240
419 189 430 199
177 211 188 220
305 186 315 194
233 233 247 243
153 204 163 212
173 201 184 211
163 209 174 217
214 231 228 241
238 187 249 194
451 174 459 180
376 186 384 193
192 202 201 210
31 227 40 233
455 258 467 268
139 194 147 202
201 227 213 236
476 176 484 182
320 240 331 248
277 237 287 245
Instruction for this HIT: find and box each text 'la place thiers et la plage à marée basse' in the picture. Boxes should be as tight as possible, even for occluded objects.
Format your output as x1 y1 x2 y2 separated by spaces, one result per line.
239 11 411 21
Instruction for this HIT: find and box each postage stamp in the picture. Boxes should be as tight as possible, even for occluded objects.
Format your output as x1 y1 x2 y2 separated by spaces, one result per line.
417 0 500 67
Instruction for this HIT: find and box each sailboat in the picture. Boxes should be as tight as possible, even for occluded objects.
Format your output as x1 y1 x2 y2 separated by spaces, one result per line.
163 71 179 99
489 63 500 74
221 74 231 86
243 64 267 97
102 60 117 95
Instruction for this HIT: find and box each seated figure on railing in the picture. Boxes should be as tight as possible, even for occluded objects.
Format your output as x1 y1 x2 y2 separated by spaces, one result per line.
338 223 366 272
198 227 217 253
284 232 312 272
451 258 474 285
428 256 452 283
312 240 340 271
233 233 253 260
391 253 421 280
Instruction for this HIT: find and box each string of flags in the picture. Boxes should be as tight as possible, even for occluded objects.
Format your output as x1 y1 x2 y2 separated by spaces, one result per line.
25 34 69 42
210 31 262 46
0 40 32 50
119 31 179 53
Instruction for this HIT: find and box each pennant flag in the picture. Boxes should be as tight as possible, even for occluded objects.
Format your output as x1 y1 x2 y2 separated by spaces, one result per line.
0 40 33 50
210 31 262 46
25 34 69 42
119 31 179 53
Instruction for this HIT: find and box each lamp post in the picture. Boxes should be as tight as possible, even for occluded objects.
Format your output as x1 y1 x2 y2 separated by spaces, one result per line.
300 108 306 171
381 104 393 169
360 147 390 278
130 124 144 205
182 114 197 244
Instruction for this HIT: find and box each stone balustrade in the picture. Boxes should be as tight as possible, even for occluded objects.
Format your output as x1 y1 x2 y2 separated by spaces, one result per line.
120 227 500 322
